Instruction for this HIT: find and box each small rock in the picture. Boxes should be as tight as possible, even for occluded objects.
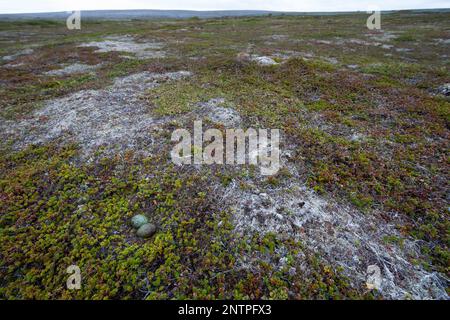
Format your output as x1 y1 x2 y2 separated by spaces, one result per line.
437 83 450 96
279 257 288 266
136 223 156 238
252 56 278 66
395 48 412 52
289 267 297 276
131 214 149 229
236 52 251 62
298 201 305 208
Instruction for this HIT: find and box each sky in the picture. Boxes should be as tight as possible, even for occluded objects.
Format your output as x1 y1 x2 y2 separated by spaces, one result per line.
0 0 449 14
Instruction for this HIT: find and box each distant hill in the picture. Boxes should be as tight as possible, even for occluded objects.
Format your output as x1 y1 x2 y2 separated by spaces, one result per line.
0 8 449 20
0 10 279 20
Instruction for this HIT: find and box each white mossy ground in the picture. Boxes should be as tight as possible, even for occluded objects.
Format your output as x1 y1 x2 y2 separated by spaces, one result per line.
366 31 400 42
272 51 315 60
434 38 450 45
163 98 447 298
220 158 448 299
263 34 290 41
1 33 448 300
79 35 166 59
44 63 103 76
2 48 34 62
0 71 191 157
194 98 242 127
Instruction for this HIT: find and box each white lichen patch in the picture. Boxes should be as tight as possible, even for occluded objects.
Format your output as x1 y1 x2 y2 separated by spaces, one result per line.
349 132 367 142
322 56 339 65
194 98 242 127
262 34 290 41
434 38 450 45
314 38 394 49
434 83 450 97
336 38 382 47
2 48 34 62
315 40 332 45
44 63 103 76
79 35 165 59
272 50 315 61
396 48 413 53
220 157 448 300
366 31 400 42
0 71 191 156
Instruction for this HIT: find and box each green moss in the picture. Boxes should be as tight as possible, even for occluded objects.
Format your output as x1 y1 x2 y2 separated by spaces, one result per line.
394 34 416 42
0 143 369 299
306 100 332 112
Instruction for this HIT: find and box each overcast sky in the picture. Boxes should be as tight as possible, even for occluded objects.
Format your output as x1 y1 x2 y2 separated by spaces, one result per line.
0 0 449 14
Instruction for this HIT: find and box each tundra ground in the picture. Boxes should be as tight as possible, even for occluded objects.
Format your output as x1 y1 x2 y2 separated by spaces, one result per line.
0 12 449 299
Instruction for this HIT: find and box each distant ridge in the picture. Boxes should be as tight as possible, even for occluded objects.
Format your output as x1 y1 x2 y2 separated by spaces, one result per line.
0 10 277 20
0 8 449 20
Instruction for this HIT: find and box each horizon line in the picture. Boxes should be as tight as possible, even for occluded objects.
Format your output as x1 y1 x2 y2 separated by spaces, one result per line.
1 7 449 15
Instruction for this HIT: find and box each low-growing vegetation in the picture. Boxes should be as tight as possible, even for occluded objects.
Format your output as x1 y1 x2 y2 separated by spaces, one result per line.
0 11 448 299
